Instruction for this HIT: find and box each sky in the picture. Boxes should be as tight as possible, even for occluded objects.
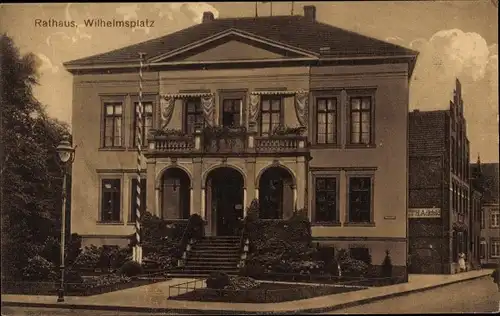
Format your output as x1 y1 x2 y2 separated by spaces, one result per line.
0 1 498 162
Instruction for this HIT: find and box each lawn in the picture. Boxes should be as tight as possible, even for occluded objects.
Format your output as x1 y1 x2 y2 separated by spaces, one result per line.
169 281 364 303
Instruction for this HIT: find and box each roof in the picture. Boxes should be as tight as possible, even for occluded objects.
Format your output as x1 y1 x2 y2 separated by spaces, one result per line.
64 15 418 67
408 110 447 156
479 163 499 204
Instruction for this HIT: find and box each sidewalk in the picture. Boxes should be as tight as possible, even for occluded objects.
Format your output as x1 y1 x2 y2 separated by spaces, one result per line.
1 269 493 314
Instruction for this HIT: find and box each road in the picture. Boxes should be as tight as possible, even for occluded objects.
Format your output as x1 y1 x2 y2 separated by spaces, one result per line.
2 277 498 315
325 277 499 314
0 307 181 316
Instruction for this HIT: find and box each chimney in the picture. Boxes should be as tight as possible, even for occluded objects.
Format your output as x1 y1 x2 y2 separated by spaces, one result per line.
304 5 316 21
202 11 215 23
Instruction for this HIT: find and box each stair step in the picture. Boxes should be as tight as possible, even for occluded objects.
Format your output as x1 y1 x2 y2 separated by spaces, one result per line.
187 257 239 262
195 242 240 246
190 249 240 254
173 269 240 275
185 262 238 268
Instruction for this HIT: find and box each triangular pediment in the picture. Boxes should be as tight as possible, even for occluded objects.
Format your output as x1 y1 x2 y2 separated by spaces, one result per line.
149 29 318 64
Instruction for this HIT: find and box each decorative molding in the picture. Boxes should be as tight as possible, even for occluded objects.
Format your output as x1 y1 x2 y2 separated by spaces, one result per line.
201 94 215 126
160 95 175 129
295 90 309 127
249 94 261 125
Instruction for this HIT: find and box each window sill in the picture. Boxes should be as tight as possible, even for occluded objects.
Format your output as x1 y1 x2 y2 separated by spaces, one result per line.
312 222 342 227
311 144 342 149
96 221 124 225
345 144 377 149
99 147 126 151
343 222 376 227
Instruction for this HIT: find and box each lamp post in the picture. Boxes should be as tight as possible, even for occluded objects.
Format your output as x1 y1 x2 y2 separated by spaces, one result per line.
56 136 76 303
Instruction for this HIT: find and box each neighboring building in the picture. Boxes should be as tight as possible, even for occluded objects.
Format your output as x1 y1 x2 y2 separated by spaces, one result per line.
408 79 472 274
469 156 483 267
64 6 417 277
477 163 499 267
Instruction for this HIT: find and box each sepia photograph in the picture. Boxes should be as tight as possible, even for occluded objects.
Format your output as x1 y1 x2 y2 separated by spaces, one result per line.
0 1 498 315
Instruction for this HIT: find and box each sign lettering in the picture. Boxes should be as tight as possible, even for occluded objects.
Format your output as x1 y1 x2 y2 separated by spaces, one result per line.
408 208 441 218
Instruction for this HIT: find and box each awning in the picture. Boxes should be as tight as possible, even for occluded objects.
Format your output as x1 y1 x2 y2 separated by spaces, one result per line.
162 92 214 98
250 90 304 96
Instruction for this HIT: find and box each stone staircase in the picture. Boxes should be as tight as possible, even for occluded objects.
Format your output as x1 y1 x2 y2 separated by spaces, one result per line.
168 236 241 277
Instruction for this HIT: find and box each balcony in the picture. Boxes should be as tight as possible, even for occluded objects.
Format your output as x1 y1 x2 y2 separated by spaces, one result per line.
147 124 308 156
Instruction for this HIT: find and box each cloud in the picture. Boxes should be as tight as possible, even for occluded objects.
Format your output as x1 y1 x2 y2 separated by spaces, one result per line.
35 53 59 74
153 3 219 23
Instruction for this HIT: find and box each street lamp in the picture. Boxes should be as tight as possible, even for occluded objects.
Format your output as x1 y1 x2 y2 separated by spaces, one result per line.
56 135 76 303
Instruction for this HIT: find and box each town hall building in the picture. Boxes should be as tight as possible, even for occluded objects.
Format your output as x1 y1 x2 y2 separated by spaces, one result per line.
64 6 418 277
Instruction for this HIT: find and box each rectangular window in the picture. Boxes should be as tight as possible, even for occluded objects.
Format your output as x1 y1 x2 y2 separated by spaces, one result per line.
349 96 372 145
480 242 486 259
260 97 282 136
316 97 338 145
490 211 500 228
314 177 338 223
491 240 500 258
100 179 121 222
222 99 242 127
184 98 204 134
348 177 372 223
103 102 123 147
130 178 146 223
133 102 154 146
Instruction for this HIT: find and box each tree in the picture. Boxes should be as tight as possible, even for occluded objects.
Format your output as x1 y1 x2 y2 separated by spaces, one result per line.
1 33 71 280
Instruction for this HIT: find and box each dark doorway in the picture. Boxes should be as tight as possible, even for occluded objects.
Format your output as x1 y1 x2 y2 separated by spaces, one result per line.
206 167 244 236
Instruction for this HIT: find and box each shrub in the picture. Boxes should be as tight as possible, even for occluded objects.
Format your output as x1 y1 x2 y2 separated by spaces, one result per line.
118 260 144 277
189 213 205 239
73 245 101 269
246 199 260 222
66 234 82 267
224 276 260 291
21 255 57 281
65 269 84 285
206 271 230 289
239 263 266 278
340 257 369 277
381 250 393 278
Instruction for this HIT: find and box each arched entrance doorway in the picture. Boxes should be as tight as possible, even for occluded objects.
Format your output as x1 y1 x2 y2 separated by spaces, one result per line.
206 167 244 236
160 168 191 220
258 166 295 219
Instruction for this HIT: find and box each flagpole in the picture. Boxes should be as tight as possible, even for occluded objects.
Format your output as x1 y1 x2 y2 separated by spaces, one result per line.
270 2 273 16
133 52 147 264
255 2 258 17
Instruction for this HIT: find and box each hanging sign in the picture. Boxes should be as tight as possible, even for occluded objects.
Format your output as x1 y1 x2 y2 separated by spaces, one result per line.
408 208 441 218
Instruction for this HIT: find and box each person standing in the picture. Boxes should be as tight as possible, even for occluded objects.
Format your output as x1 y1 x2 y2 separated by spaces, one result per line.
491 261 500 292
458 253 466 272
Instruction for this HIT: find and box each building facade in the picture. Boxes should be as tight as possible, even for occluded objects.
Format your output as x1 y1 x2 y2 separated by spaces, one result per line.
477 163 499 267
469 157 483 267
408 79 473 274
64 6 417 277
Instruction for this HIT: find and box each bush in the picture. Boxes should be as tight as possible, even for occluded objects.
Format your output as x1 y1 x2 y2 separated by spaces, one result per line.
381 250 393 278
189 213 205 239
118 260 144 277
340 257 368 277
66 234 82 267
206 272 230 289
73 245 101 269
246 199 260 222
239 263 266 278
21 255 57 281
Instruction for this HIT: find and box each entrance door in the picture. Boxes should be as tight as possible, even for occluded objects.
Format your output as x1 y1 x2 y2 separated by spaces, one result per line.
206 167 244 236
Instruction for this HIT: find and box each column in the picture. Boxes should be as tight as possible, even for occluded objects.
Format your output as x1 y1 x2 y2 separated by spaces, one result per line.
293 186 297 211
201 188 206 220
190 187 194 215
192 157 202 216
243 188 247 217
245 158 256 203
146 159 156 216
155 187 160 218
296 156 306 210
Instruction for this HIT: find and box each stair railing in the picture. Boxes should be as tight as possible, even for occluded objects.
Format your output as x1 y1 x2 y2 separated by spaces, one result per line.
237 216 250 269
177 216 197 268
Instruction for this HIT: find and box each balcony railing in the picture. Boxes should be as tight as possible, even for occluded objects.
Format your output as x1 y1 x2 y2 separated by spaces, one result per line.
147 125 308 155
